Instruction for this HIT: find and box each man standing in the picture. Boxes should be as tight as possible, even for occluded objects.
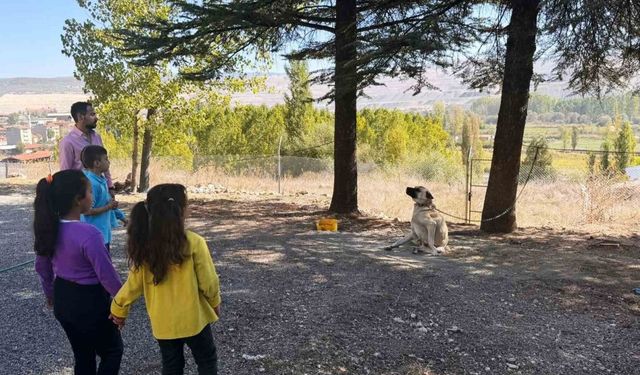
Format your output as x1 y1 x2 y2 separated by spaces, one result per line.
59 101 114 191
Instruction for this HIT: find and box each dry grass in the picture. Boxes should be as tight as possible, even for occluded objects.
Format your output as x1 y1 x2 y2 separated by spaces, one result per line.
5 159 639 231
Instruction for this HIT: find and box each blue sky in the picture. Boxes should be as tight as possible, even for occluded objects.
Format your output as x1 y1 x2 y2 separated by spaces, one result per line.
0 0 90 78
0 0 310 78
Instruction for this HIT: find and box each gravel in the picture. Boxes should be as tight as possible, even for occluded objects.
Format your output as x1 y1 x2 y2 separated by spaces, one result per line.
1 188 639 374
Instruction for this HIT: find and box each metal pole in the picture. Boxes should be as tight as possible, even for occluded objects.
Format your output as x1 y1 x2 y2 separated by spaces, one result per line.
277 135 283 195
466 147 473 224
465 151 470 224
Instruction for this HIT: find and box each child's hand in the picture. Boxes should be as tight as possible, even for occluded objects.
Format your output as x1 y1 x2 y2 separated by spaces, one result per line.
46 297 53 309
214 305 220 318
109 314 126 330
109 200 119 209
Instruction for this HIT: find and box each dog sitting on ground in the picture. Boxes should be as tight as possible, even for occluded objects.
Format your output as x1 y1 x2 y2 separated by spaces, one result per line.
384 186 449 255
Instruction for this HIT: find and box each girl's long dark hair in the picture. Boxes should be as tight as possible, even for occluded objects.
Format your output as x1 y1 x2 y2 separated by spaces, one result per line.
33 170 89 257
128 183 188 284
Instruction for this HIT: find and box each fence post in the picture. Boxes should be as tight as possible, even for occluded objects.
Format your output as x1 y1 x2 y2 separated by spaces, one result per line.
277 135 283 195
465 147 473 224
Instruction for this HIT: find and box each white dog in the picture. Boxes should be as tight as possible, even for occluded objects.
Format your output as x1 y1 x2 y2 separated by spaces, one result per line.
384 186 449 255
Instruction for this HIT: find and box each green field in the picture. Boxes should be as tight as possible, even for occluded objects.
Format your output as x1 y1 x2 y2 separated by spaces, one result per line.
480 123 640 152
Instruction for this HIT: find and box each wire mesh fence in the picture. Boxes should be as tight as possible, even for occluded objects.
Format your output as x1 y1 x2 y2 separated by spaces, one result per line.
2 147 639 230
468 148 640 228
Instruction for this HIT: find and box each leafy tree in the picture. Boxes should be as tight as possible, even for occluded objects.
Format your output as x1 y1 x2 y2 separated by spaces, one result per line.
47 129 56 142
284 60 313 148
114 0 476 213
459 0 640 233
7 113 20 125
560 127 570 150
62 0 236 192
14 142 25 154
600 140 612 174
432 102 447 125
460 112 483 166
520 137 554 182
614 120 637 172
587 152 597 174
571 126 579 150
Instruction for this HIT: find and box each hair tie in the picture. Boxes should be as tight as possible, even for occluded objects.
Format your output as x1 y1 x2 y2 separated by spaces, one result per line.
168 198 174 202
45 174 53 184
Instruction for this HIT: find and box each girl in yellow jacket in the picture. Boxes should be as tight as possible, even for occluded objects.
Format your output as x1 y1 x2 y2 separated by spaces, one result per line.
110 183 221 375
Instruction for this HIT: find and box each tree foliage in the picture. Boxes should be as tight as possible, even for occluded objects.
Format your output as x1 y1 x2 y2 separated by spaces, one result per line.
470 93 640 125
614 119 637 172
520 136 555 182
284 60 313 145
459 0 640 233
112 0 477 213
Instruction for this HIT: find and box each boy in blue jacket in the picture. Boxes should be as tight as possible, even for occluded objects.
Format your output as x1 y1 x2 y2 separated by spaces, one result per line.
81 145 126 252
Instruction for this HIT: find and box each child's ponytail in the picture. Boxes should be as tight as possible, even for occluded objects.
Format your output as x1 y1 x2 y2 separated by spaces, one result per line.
127 184 188 284
33 170 88 257
33 177 59 257
127 201 150 269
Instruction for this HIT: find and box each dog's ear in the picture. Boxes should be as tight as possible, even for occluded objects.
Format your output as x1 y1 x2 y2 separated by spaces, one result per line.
425 191 434 200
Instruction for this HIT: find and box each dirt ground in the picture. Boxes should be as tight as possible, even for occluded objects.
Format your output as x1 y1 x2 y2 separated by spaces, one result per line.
2 182 640 374
182 192 640 374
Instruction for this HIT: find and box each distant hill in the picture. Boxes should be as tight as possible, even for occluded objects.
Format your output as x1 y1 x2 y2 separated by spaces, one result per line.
0 77 84 95
0 72 579 114
232 71 577 111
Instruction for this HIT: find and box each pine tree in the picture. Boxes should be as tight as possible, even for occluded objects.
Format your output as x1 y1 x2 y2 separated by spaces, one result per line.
114 0 476 213
459 0 640 232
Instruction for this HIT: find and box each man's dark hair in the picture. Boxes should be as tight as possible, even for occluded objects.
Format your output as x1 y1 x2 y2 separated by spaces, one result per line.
81 145 107 169
70 101 93 122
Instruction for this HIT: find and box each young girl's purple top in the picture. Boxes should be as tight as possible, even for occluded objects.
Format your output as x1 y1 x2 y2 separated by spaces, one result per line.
35 221 122 300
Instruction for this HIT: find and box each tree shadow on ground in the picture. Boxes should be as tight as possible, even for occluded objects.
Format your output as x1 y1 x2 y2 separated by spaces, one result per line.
185 197 640 375
0 181 36 196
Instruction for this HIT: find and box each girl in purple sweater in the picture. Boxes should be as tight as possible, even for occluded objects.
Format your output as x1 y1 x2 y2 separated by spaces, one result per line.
34 169 123 375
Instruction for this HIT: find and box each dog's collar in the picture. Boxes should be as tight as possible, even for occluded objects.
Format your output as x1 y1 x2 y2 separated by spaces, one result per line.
415 202 436 209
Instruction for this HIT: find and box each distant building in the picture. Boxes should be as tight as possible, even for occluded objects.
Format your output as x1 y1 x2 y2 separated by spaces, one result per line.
58 122 75 138
47 113 73 122
0 145 16 154
479 134 494 143
1 150 52 163
625 165 640 181
6 127 32 145
23 144 47 153
31 123 61 142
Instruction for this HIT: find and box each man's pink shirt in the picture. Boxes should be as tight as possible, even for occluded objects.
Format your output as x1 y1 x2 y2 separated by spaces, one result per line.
58 127 113 187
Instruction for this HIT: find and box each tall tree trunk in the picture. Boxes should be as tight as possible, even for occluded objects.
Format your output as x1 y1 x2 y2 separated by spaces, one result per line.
329 0 358 214
130 112 139 192
480 0 540 233
138 108 155 193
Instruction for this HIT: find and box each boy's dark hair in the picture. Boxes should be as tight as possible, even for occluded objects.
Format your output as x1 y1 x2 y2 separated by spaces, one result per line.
128 184 188 284
81 145 108 169
33 170 89 257
70 101 92 122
